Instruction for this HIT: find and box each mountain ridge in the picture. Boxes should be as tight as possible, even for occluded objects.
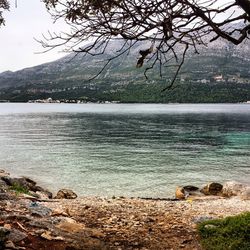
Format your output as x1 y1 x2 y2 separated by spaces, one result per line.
0 37 250 103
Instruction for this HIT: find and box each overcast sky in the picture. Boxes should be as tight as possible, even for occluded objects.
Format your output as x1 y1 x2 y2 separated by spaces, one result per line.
0 0 67 73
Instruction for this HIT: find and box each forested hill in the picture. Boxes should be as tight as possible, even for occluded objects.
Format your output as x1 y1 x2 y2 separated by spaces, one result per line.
0 37 250 103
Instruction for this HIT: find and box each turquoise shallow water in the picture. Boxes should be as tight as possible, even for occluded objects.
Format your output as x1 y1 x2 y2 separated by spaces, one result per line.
0 103 249 198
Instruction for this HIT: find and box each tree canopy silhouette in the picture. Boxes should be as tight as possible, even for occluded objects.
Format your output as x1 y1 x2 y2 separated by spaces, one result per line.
41 0 249 88
0 0 9 26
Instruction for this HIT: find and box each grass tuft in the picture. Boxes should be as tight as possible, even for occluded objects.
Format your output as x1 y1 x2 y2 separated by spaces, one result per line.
198 212 250 250
10 183 30 195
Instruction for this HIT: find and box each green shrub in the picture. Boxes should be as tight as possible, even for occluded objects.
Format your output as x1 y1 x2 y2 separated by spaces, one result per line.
198 212 250 250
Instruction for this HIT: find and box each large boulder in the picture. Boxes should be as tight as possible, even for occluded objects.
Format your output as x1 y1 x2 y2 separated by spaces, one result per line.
1 176 36 191
1 176 52 199
54 189 77 199
175 186 186 199
201 182 223 195
222 181 247 197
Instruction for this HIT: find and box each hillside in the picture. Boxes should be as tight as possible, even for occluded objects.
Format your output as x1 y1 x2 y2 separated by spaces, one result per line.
0 37 250 103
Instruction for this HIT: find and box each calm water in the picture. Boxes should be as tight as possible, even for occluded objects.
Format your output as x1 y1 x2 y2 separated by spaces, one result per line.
0 103 249 198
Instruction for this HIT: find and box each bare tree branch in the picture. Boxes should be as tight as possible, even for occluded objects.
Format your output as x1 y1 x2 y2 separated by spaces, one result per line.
37 0 250 90
0 0 9 26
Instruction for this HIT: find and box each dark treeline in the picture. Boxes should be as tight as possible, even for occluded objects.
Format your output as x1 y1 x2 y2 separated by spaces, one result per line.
1 82 250 103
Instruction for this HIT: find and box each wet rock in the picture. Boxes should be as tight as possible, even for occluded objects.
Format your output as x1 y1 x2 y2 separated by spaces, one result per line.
222 181 247 197
183 185 202 197
1 177 52 198
21 177 37 186
54 189 77 199
175 187 186 200
201 182 223 195
183 186 199 192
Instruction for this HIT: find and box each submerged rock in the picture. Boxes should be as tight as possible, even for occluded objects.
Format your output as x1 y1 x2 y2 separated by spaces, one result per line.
201 182 223 195
54 189 77 199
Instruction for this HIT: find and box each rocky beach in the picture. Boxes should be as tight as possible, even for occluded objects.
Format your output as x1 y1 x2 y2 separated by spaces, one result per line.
0 169 250 250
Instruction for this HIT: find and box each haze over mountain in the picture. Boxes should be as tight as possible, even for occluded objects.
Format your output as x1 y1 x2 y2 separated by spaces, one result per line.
0 33 249 103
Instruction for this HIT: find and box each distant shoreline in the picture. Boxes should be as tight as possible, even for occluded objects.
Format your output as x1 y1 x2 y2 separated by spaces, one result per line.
1 100 250 104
